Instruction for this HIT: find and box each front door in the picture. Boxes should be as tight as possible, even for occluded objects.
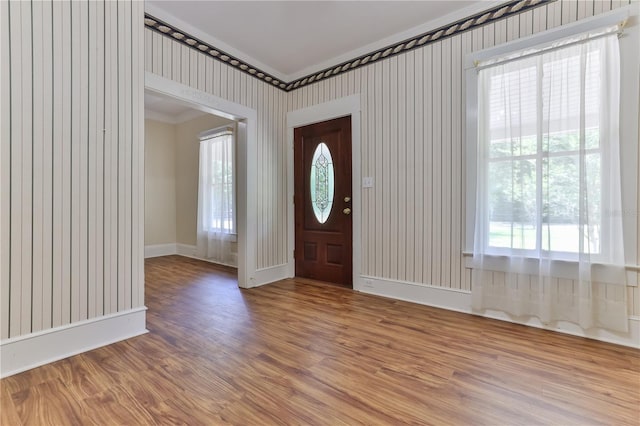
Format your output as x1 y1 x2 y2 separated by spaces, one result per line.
294 116 352 287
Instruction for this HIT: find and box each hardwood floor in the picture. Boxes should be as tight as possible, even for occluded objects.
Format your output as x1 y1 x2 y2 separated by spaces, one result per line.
2 255 639 425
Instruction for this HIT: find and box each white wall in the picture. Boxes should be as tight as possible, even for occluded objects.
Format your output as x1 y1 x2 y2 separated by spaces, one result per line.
1 0 146 375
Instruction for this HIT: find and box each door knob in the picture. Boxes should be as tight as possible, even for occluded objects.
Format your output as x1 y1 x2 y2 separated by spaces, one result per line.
344 196 351 203
343 208 351 215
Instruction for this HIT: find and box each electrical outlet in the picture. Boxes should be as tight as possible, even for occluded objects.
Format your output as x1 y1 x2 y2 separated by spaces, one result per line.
362 177 374 188
363 279 374 288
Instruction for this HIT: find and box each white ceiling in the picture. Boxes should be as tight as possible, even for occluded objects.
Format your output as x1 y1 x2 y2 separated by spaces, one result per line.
146 1 503 82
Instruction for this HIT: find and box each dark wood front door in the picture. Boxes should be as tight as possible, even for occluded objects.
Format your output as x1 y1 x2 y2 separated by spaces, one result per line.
294 116 352 287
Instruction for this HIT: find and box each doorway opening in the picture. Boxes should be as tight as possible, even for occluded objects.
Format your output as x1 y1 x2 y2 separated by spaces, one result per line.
144 90 239 270
144 72 258 288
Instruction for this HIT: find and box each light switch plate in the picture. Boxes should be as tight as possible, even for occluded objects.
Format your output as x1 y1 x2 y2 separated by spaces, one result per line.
362 177 374 188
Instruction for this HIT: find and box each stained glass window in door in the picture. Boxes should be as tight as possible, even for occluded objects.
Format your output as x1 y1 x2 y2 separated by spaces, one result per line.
310 142 334 224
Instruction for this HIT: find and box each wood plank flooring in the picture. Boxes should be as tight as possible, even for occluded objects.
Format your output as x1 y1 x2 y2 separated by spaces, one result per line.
2 255 639 425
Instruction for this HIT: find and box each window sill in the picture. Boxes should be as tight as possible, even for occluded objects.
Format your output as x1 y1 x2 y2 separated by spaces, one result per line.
462 251 639 286
204 232 238 243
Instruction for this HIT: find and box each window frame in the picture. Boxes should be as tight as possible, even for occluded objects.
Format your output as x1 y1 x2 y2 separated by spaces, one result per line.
198 125 237 238
463 6 638 281
481 51 607 261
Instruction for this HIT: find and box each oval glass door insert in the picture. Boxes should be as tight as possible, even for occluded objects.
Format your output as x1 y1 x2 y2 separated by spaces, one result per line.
310 142 334 224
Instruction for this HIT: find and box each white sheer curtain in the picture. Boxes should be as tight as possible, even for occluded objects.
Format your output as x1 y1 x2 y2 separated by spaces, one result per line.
196 128 237 266
472 34 628 332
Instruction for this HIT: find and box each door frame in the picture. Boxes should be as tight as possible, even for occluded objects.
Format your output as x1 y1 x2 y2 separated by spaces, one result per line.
145 72 257 288
286 95 362 288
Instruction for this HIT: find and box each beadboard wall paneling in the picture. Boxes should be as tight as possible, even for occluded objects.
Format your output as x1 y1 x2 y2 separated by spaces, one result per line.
636 62 640 316
144 29 289 269
0 0 10 340
284 0 639 318
1 0 144 340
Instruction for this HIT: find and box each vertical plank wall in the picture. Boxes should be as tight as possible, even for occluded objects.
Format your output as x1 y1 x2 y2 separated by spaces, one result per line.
0 0 145 340
144 29 289 270
285 0 640 315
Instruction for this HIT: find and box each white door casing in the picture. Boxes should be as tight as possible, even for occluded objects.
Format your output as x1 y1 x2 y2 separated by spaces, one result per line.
286 94 362 288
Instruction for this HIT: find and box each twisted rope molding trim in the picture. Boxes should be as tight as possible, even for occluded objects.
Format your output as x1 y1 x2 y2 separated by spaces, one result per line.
144 15 288 90
145 0 553 93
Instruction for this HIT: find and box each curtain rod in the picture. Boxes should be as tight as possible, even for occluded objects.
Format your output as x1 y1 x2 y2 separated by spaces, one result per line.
198 125 234 141
474 21 625 72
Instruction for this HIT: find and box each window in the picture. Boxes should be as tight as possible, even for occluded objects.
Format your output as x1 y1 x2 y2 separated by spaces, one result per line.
465 11 636 332
481 46 604 257
197 127 235 234
475 33 620 262
310 142 335 224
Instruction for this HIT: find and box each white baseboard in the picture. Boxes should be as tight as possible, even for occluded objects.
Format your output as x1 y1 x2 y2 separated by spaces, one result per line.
176 243 197 257
176 243 238 269
481 310 640 349
176 243 284 287
357 275 472 313
0 307 148 378
175 244 287 286
355 275 640 349
250 263 291 288
144 243 177 258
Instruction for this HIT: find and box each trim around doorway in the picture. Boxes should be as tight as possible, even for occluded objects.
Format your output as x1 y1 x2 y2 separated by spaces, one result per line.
145 72 257 288
286 95 362 287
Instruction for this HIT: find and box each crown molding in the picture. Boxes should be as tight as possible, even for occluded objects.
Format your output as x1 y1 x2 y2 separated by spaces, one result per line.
287 0 506 82
144 3 287 83
144 0 553 93
144 13 288 90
